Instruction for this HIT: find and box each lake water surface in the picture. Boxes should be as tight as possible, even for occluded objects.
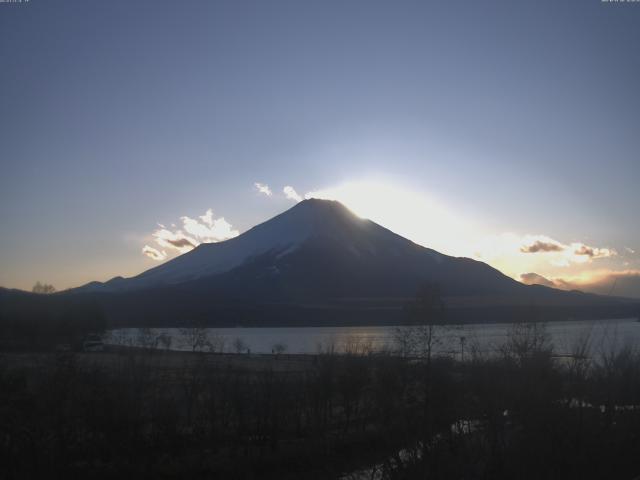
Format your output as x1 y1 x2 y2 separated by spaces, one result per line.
106 318 640 357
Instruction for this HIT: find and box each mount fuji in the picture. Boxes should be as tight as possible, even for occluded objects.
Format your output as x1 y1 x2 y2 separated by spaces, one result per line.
71 199 636 326
81 199 521 295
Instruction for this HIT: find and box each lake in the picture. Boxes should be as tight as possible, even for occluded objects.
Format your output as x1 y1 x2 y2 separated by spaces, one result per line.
105 318 640 357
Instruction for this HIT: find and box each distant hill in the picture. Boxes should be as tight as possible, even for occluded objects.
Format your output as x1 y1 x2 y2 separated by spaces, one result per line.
55 199 638 327
0 287 106 349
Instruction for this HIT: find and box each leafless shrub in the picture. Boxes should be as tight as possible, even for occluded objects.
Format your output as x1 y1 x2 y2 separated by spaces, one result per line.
209 333 226 353
232 337 247 353
344 335 373 356
180 324 211 352
136 327 159 351
392 326 416 358
156 332 172 351
501 321 552 365
32 281 56 294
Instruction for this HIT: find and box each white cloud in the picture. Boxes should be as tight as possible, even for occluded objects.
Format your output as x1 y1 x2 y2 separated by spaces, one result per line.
254 182 273 196
182 212 239 242
475 233 616 276
199 208 214 226
518 236 615 261
551 258 571 267
142 245 167 261
283 185 303 202
520 237 564 253
145 208 239 258
152 228 198 254
301 180 628 288
572 244 616 260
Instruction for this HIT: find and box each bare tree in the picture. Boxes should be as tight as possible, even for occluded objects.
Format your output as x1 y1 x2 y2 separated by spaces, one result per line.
180 324 211 353
392 326 416 357
393 282 445 363
343 335 373 356
412 282 445 362
233 337 247 354
157 332 173 351
209 333 226 353
136 327 159 351
501 320 552 365
32 281 56 294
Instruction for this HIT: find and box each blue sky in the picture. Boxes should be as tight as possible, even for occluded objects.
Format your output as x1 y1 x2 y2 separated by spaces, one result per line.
1 0 639 294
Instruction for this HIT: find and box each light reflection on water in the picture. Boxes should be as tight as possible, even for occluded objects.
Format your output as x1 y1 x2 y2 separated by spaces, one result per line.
106 318 640 356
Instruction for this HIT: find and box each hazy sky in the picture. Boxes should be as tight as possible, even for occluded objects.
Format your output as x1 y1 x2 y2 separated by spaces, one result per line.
1 0 639 295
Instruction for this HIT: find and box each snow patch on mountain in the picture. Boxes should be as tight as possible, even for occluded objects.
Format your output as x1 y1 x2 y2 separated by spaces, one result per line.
78 199 444 292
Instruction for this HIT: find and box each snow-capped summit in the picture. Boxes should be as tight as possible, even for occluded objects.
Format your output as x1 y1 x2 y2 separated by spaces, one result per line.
88 199 442 292
77 198 518 298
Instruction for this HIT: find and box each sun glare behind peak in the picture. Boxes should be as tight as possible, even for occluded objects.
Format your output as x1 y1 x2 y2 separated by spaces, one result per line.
305 180 478 257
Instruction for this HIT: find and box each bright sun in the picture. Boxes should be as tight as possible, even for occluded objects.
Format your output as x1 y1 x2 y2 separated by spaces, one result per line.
305 180 480 258
302 180 614 286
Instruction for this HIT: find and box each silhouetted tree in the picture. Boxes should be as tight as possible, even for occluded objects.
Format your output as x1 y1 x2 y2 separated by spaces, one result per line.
32 282 56 294
233 337 247 353
180 323 211 352
395 282 446 362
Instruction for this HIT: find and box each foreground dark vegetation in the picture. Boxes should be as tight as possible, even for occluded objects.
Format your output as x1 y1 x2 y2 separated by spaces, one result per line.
0 289 105 351
2 325 640 479
2 284 640 478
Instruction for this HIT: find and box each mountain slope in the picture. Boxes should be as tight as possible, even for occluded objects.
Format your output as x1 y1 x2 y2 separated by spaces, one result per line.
69 199 638 326
82 199 518 296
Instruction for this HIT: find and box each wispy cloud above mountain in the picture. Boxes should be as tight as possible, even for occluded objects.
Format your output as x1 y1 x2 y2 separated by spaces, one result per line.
520 239 564 253
283 186 303 202
152 228 198 254
144 208 239 260
142 245 167 261
182 209 238 242
517 235 616 266
254 182 272 196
